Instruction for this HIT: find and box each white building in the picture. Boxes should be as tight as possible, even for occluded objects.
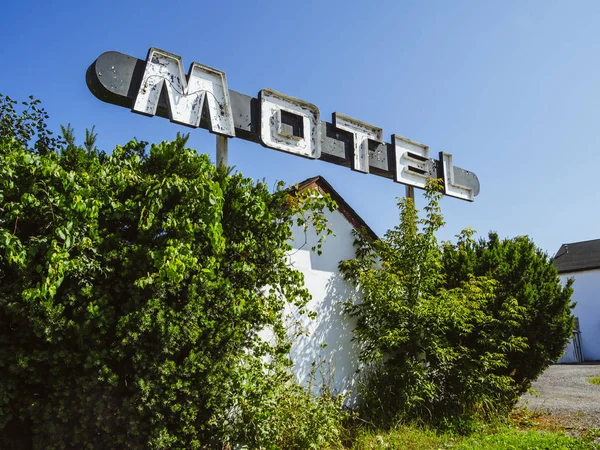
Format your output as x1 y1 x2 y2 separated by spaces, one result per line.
286 176 376 403
554 239 600 362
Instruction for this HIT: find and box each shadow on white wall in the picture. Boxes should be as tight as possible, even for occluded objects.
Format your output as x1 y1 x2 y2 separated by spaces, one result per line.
287 208 364 406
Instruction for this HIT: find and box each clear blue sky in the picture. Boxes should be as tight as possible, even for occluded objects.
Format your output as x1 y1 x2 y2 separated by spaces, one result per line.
2 0 599 255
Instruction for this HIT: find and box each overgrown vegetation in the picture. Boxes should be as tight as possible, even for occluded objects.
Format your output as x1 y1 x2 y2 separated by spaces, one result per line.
340 180 574 429
0 94 344 449
0 94 580 448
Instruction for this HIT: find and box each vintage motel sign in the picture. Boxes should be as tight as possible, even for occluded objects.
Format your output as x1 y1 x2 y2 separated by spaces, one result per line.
86 48 480 201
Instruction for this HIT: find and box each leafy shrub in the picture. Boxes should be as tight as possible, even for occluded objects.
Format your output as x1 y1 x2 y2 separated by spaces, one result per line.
442 230 575 396
340 180 574 427
0 94 339 449
235 362 349 449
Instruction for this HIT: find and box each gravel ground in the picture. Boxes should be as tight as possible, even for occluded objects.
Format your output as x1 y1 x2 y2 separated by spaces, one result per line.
518 363 600 430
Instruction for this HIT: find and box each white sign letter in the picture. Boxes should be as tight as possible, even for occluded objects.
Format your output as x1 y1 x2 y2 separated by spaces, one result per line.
259 89 320 159
133 48 235 137
441 152 474 201
394 135 430 189
333 113 383 173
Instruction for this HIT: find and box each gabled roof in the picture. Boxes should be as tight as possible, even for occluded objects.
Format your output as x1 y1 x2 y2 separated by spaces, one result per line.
292 176 378 241
553 238 600 273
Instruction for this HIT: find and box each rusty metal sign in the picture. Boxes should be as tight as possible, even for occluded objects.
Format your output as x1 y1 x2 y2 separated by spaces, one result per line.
86 48 480 201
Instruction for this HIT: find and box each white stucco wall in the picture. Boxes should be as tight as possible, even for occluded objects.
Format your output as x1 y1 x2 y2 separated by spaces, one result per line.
286 208 363 404
560 270 600 361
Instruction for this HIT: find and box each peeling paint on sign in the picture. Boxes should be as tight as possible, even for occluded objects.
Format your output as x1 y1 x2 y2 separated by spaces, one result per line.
86 48 480 201
133 48 235 137
394 135 431 191
333 113 383 174
259 89 320 159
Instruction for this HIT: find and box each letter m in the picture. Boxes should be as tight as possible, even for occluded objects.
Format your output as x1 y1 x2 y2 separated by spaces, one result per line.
133 48 235 137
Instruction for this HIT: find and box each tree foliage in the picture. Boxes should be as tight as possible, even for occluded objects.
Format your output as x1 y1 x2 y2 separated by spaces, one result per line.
441 229 575 397
0 94 340 449
341 180 574 428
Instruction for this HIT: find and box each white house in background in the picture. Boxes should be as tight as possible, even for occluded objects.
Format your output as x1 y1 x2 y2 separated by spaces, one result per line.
554 239 600 362
286 176 376 404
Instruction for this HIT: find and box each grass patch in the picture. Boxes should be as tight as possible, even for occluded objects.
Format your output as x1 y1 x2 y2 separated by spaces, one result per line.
588 376 600 387
346 417 599 449
344 406 599 449
510 407 567 432
455 428 597 449
349 424 450 449
348 427 598 449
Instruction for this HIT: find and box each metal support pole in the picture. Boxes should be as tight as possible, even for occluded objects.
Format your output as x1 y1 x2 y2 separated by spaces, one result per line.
405 185 415 201
216 135 228 168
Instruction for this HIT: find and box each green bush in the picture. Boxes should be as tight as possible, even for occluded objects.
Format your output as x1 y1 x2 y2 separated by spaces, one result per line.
442 230 575 396
0 95 342 449
340 180 574 427
236 363 349 449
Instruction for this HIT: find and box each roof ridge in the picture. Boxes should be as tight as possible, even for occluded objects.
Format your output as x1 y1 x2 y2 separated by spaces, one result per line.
291 175 378 241
561 237 600 246
553 238 600 274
